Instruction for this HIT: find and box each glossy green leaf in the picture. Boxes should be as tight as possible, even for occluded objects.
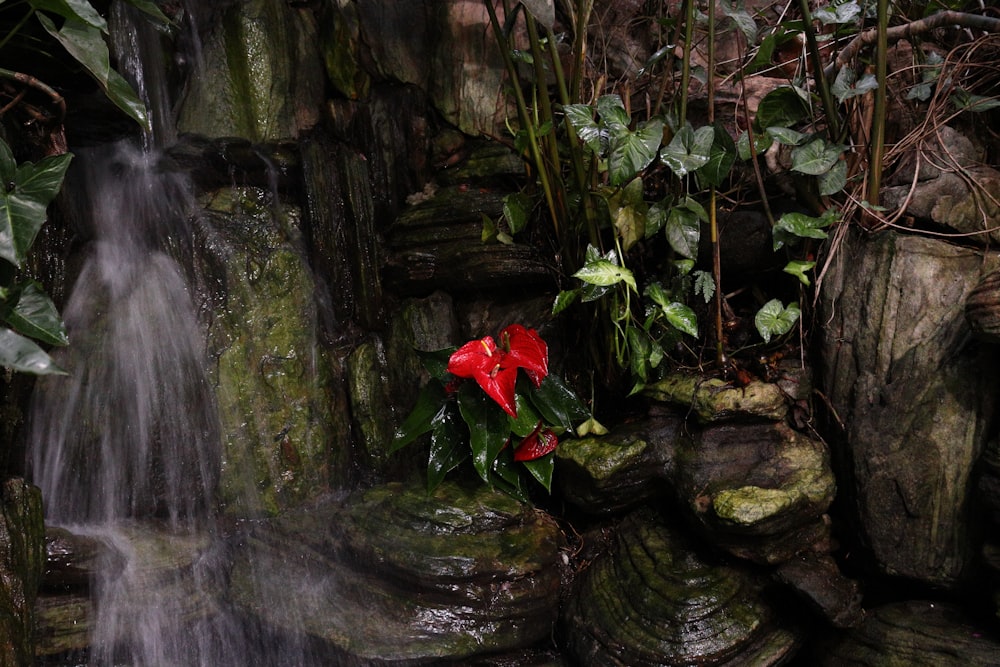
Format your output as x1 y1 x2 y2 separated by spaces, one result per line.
573 259 637 292
767 126 808 146
0 328 65 375
755 86 809 130
665 205 700 259
521 452 555 493
502 192 531 235
721 0 758 41
818 159 847 195
645 199 669 237
627 325 651 382
755 300 800 343
36 14 149 128
390 380 446 452
791 138 846 176
509 393 543 437
608 118 664 186
526 374 589 432
662 302 698 337
737 130 772 159
596 94 630 127
564 104 603 155
773 209 837 250
458 383 510 484
660 124 714 177
832 67 879 102
427 402 468 493
416 348 456 382
784 260 816 286
0 147 72 268
815 0 861 25
552 289 578 315
490 450 528 502
121 0 175 32
31 0 107 30
5 282 67 346
698 123 737 188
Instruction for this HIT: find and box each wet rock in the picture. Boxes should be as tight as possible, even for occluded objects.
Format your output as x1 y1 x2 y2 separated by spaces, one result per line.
555 415 680 514
819 229 999 586
774 554 863 629
563 509 799 666
0 479 44 665
966 269 1000 343
229 480 565 664
675 422 836 564
644 374 788 423
197 187 337 515
384 184 553 295
176 0 325 141
41 527 120 592
815 600 1000 665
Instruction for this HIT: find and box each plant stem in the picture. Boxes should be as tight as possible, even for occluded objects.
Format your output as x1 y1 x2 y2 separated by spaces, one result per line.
797 0 841 141
706 0 726 367
484 1 561 238
679 0 695 127
867 0 889 210
0 67 66 121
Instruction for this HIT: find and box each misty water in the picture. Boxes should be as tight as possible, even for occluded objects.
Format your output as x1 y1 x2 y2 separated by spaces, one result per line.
25 141 322 666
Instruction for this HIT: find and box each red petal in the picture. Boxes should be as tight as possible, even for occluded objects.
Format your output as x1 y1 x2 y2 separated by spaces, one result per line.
514 425 558 461
476 364 518 417
501 324 548 387
448 336 498 379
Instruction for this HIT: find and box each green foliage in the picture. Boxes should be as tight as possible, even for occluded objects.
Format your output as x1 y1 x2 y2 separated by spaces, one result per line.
0 138 71 374
392 328 591 502
4 0 171 128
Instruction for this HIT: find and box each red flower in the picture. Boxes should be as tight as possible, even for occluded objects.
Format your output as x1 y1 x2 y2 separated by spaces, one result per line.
447 324 549 417
499 324 548 387
514 422 558 461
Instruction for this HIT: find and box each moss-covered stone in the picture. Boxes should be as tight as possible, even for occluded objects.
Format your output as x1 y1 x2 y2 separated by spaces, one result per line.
177 0 324 141
644 374 788 423
200 188 334 516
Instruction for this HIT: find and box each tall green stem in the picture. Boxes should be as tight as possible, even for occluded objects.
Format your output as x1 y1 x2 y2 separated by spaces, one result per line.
706 0 725 367
484 1 561 238
867 0 889 209
797 0 841 141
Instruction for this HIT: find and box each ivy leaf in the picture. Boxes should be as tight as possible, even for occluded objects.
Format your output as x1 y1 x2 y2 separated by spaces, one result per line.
720 0 758 42
773 210 837 250
502 192 531 235
573 259 637 292
645 199 669 237
790 138 845 175
564 104 603 154
784 260 816 286
755 86 810 130
832 67 879 103
952 90 1000 113
767 126 808 146
755 300 800 343
0 328 65 375
660 124 714 177
608 118 663 186
737 130 773 159
698 123 737 188
815 0 861 25
662 302 699 337
596 94 630 127
458 383 510 484
552 289 579 315
665 206 700 259
818 159 847 195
